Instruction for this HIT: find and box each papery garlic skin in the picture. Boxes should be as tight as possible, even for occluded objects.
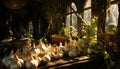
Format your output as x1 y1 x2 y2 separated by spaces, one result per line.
25 59 39 69
68 48 78 57
42 55 51 62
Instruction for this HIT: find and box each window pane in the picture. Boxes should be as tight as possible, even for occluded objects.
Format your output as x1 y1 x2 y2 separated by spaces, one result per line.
83 0 91 25
106 3 119 33
65 2 78 37
66 2 77 29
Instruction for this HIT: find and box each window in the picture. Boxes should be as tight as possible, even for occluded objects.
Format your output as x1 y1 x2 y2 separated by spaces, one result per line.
106 0 119 33
65 2 78 37
28 21 33 34
83 0 92 25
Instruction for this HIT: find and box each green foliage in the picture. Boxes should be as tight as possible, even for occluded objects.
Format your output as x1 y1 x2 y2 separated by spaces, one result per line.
81 17 98 38
58 23 78 39
77 17 106 55
107 25 117 34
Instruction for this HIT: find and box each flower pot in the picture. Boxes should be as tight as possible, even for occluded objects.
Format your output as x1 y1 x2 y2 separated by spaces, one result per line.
51 35 67 46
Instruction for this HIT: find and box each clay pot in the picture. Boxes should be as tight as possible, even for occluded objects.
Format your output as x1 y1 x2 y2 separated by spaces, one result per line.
51 35 67 46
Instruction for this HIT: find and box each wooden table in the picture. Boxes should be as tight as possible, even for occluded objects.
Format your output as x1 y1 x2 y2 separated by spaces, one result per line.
39 55 107 69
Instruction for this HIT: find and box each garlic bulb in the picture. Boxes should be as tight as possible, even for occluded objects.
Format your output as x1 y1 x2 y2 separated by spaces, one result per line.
36 57 42 64
54 51 64 59
14 54 24 68
25 56 40 69
22 45 31 55
30 48 41 56
40 44 47 51
38 40 48 51
3 58 15 68
48 52 56 59
47 44 52 52
59 42 64 50
64 42 70 53
68 47 78 57
42 55 51 62
25 59 39 69
2 50 14 67
58 51 64 58
9 62 21 69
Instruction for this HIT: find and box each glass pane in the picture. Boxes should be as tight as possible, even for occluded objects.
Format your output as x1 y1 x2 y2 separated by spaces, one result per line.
65 2 78 37
106 3 119 33
83 0 91 25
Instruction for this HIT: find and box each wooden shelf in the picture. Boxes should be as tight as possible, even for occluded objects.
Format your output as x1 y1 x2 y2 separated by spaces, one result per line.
39 55 107 69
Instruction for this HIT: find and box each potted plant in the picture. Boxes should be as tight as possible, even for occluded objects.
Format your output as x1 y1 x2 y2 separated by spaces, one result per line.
51 23 78 45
